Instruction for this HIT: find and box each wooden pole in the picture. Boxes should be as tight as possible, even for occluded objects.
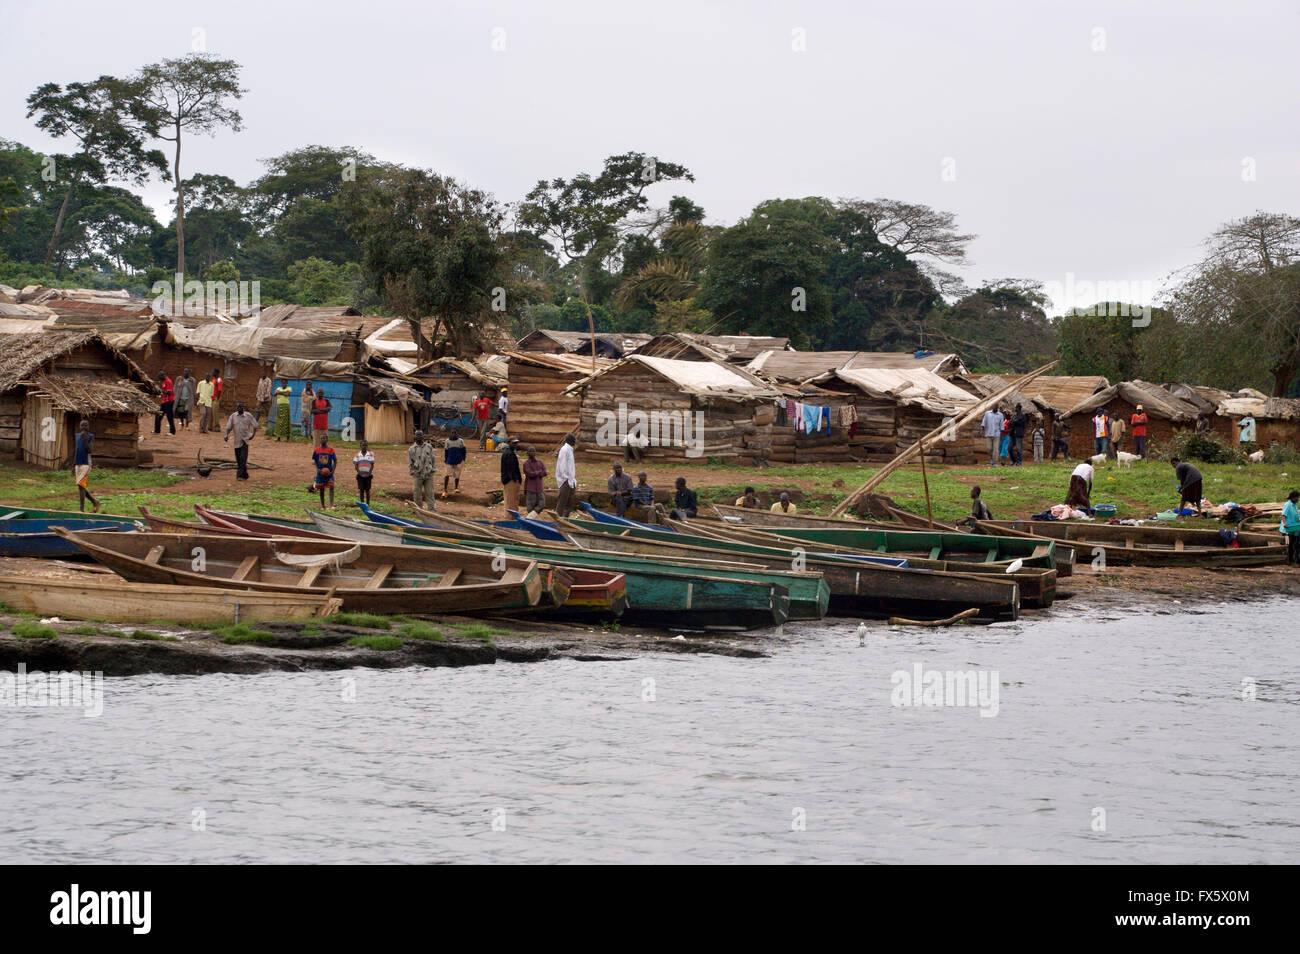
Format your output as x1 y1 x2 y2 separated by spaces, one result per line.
918 438 935 529
829 360 1058 517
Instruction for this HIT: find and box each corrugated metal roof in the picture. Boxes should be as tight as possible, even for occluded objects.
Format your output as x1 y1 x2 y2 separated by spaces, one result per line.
747 349 964 382
833 367 976 415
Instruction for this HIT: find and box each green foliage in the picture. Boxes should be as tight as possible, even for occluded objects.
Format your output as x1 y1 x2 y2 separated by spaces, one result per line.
1262 441 1300 464
126 629 176 641
1152 430 1245 464
12 621 56 639
347 634 403 651
398 620 445 641
217 623 275 644
330 611 393 630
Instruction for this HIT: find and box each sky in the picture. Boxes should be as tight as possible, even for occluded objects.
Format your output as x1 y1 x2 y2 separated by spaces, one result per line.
2 0 1297 314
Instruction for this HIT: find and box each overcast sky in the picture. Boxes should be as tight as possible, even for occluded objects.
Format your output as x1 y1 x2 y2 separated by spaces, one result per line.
3 0 1297 314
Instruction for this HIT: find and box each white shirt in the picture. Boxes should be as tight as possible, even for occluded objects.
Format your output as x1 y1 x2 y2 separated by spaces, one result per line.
498 395 509 414
980 410 1004 438
1071 462 1094 482
556 443 576 488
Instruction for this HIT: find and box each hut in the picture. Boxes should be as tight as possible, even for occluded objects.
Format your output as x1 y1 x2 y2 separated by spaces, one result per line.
410 356 507 433
632 333 791 364
1062 380 1210 457
827 367 985 464
0 332 157 469
1164 383 1300 449
746 349 966 382
565 355 781 460
515 329 651 359
503 350 615 450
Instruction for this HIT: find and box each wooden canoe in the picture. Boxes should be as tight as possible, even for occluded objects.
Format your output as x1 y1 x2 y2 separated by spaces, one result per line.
975 519 1286 567
194 505 338 539
139 507 257 536
54 529 547 615
0 574 341 624
0 509 143 558
559 521 1054 610
316 511 793 630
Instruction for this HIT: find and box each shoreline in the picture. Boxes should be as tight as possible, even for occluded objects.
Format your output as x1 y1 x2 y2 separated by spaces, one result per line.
3 564 1297 678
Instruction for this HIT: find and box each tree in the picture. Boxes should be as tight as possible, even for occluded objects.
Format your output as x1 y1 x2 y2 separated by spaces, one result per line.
75 185 160 272
838 198 976 297
346 167 509 359
928 280 1056 372
138 55 245 279
25 75 167 266
695 198 835 346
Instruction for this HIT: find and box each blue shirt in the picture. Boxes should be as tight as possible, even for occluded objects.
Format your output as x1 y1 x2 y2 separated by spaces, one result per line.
630 483 655 506
1282 500 1300 535
74 432 91 466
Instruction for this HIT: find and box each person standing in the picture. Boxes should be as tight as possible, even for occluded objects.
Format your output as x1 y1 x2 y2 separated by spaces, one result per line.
353 439 375 504
999 417 1011 463
311 435 337 509
1109 414 1126 458
1031 422 1045 463
441 429 467 498
196 371 215 434
1008 404 1027 466
1051 419 1071 461
555 434 577 517
1281 490 1300 565
606 461 634 516
473 392 494 448
154 371 175 435
671 477 698 519
1171 458 1203 515
174 367 195 430
211 367 224 428
500 438 523 512
72 419 100 513
630 471 655 510
311 385 331 446
1066 461 1094 509
770 491 797 514
255 367 273 424
522 445 547 514
497 388 508 423
408 430 437 510
300 382 315 439
981 406 1005 467
1093 408 1110 457
274 380 293 441
1130 405 1149 459
735 486 760 509
1238 412 1257 445
970 485 992 521
223 401 257 480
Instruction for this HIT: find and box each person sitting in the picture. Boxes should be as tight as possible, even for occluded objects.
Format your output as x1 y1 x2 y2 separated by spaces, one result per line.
606 462 634 516
770 492 797 514
671 477 698 520
629 471 655 510
970 485 992 521
735 487 760 509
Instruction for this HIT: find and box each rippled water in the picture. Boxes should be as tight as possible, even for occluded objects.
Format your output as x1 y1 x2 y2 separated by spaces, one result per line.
3 598 1297 863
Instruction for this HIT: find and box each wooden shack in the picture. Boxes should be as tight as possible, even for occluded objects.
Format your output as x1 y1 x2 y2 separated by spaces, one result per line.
566 355 780 461
503 350 613 450
0 331 157 469
515 329 651 359
632 333 792 364
1063 380 1213 456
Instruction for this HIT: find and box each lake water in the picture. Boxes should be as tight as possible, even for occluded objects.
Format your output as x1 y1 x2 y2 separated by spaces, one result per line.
3 598 1297 864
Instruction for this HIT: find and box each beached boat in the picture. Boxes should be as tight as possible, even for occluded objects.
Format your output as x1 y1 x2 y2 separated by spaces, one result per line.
322 510 794 629
974 519 1286 567
559 518 1054 609
194 506 337 539
138 507 259 536
0 574 341 624
306 511 627 622
54 529 547 615
0 509 143 558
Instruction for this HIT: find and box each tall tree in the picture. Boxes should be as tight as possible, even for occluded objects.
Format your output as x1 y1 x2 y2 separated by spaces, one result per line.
25 75 167 266
139 55 245 279
928 280 1055 371
838 198 975 297
345 167 509 359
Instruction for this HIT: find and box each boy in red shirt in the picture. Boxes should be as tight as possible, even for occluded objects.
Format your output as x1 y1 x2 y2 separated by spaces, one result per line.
1130 404 1149 458
154 371 175 435
472 392 493 448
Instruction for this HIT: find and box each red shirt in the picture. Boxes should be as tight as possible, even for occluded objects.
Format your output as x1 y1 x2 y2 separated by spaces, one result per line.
1130 413 1148 437
160 377 173 402
213 375 223 397
473 397 492 421
312 396 329 429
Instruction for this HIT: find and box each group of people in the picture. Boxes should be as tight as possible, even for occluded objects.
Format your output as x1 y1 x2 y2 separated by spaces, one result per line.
152 367 225 435
980 404 1043 466
1090 405 1149 458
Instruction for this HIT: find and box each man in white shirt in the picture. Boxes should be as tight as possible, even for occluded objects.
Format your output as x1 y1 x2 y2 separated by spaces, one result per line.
498 389 508 422
555 434 577 517
980 407 1005 467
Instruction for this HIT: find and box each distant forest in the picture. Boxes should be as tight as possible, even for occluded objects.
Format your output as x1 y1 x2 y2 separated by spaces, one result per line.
2 55 1297 393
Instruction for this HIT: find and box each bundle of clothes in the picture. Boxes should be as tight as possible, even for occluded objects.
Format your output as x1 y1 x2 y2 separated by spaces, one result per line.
1030 504 1092 520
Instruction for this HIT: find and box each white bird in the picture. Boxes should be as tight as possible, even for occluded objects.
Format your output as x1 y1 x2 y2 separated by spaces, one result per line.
857 621 869 646
1004 558 1024 574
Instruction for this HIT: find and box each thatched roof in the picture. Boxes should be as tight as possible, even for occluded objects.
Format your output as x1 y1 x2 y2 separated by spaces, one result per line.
994 374 1109 414
632 333 791 363
965 374 1045 418
515 329 652 357
1066 380 1202 421
564 354 780 401
747 349 964 384
22 373 158 414
0 331 153 394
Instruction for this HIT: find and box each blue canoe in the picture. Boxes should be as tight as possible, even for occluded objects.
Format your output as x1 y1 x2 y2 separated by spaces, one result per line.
0 509 142 558
578 502 675 533
502 511 568 542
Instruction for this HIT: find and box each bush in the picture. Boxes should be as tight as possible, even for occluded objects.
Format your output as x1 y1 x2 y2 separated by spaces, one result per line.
217 623 275 644
346 634 403 651
1262 441 1300 464
11 621 56 639
1153 430 1244 464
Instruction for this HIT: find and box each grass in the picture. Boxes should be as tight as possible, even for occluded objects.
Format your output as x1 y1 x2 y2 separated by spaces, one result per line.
346 634 403 650
446 622 511 644
66 625 104 636
215 622 275 644
398 620 445 641
11 621 56 639
299 622 324 636
331 611 399 630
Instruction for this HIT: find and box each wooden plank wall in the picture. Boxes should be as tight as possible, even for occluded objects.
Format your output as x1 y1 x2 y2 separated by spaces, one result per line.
507 362 582 450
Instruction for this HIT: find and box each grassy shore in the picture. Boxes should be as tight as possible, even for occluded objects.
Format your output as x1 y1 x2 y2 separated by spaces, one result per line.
0 456 1294 526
